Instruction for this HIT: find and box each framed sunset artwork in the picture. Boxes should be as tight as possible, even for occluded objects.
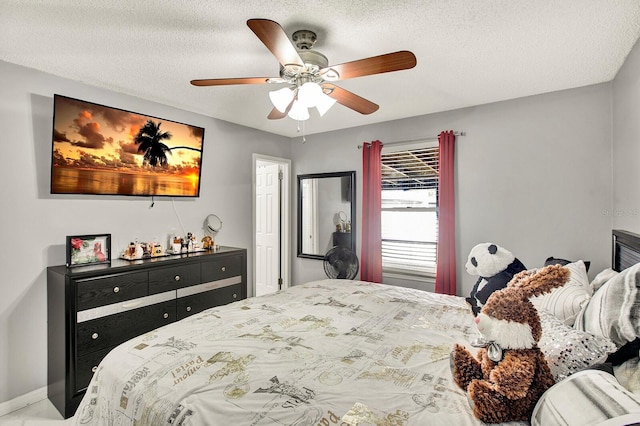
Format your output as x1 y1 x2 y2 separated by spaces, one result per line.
50 95 205 197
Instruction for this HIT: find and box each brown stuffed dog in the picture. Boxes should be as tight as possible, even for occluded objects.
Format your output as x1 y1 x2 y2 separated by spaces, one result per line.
450 264 570 423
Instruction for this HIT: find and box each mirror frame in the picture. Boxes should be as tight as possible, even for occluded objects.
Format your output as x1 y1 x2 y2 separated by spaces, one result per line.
297 171 356 260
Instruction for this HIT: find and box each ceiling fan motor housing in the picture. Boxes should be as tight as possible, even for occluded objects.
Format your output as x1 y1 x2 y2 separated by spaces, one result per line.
279 49 329 83
292 29 317 49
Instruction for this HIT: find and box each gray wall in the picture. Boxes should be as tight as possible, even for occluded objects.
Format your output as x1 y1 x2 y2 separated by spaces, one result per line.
291 84 614 295
0 60 291 404
612 38 640 233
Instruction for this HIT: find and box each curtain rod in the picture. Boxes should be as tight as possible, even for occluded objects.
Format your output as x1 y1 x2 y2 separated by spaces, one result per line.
357 131 465 149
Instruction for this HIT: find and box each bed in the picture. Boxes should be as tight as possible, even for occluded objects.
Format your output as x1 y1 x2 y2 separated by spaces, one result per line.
69 230 640 425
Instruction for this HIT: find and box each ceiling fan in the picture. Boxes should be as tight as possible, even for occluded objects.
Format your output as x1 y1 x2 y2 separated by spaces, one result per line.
190 19 417 120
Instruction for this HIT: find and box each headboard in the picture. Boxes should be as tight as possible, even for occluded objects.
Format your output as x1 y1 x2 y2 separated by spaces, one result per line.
612 229 640 271
609 229 640 364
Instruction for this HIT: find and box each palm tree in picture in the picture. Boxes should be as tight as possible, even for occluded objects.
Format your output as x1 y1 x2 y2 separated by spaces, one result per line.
134 119 203 167
134 120 173 167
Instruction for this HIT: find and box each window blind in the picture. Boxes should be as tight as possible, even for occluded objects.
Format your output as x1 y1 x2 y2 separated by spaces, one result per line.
381 146 439 191
381 145 439 276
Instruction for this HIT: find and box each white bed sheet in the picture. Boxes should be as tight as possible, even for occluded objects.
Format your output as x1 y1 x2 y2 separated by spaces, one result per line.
71 279 528 425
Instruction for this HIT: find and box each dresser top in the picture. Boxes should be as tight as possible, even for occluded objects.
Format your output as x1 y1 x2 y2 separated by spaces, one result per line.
48 246 246 276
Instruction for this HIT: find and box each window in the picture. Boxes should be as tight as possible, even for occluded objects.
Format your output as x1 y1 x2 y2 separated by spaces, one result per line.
381 142 439 277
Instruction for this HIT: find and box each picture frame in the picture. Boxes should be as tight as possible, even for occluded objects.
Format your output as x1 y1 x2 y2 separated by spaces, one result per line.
51 94 204 197
66 234 111 267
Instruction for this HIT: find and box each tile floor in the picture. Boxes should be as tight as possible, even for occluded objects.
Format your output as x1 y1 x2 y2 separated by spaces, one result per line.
0 398 67 426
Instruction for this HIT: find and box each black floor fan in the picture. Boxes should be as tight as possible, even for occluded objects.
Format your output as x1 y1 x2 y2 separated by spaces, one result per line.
323 246 359 279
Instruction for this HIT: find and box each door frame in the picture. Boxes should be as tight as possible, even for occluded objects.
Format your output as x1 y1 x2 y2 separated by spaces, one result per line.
252 153 291 297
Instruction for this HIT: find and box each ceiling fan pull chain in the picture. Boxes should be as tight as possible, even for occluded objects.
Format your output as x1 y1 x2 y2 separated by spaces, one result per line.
298 120 307 143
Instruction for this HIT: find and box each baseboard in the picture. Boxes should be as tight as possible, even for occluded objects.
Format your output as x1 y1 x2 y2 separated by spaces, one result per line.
0 386 47 417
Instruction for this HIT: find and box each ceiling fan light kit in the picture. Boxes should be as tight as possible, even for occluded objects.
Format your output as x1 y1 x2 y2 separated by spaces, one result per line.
269 87 295 113
298 81 323 107
288 99 310 121
313 90 337 117
190 19 417 122
292 81 337 118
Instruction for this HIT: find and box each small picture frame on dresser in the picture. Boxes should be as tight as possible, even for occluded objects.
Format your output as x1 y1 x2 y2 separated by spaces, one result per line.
66 234 111 267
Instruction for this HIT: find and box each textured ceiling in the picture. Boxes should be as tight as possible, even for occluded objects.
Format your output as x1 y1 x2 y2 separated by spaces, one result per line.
2 1 640 138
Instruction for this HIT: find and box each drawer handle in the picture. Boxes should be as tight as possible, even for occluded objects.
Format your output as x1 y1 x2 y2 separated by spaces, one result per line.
163 313 169 319
92 366 98 373
113 286 120 293
233 293 237 299
174 275 181 281
221 266 226 272
91 333 99 340
186 306 192 312
121 301 142 309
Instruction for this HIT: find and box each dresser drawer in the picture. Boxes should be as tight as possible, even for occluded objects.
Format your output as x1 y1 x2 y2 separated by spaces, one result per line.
177 283 242 320
201 255 242 282
76 299 176 357
74 346 111 395
75 272 148 311
149 263 200 294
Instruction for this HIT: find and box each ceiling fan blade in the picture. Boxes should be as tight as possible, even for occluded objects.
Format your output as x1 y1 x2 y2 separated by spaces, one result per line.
267 99 293 120
190 77 273 87
267 107 286 120
324 84 379 115
324 51 416 80
247 19 304 67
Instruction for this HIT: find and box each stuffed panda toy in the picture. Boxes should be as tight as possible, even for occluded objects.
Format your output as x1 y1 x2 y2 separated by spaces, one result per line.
465 243 526 316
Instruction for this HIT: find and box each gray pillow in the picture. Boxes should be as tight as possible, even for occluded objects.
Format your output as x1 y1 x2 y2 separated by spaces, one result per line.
544 256 591 272
574 262 640 347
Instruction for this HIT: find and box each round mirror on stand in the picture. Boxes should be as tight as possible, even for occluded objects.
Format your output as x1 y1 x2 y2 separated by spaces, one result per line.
337 211 347 229
202 214 222 250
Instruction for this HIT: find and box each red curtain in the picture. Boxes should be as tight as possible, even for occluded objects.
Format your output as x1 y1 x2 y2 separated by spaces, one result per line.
435 131 456 295
361 140 383 283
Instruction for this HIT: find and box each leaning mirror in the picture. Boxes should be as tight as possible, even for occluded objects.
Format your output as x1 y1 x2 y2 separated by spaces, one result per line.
297 171 356 259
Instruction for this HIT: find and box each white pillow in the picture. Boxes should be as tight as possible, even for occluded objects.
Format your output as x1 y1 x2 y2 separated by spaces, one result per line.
531 260 592 326
590 268 619 293
532 369 640 426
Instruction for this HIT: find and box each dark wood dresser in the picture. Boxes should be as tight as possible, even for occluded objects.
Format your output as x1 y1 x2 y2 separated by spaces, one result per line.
47 247 247 418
